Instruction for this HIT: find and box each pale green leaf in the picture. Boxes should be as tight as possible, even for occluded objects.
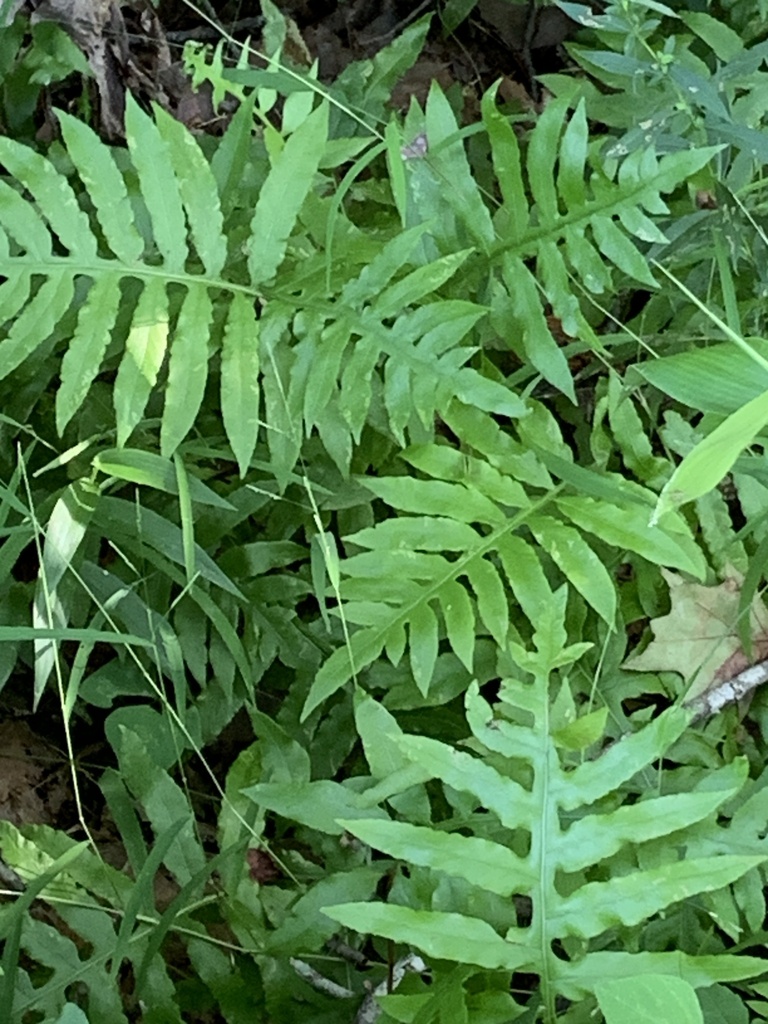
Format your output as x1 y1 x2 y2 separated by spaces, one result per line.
114 278 169 446
465 557 508 645
322 903 535 971
248 102 329 285
374 249 474 319
57 109 144 263
591 214 657 286
125 93 187 272
425 82 494 248
0 271 74 380
243 780 387 834
557 495 706 578
527 97 569 225
559 950 768 1001
221 292 261 476
653 389 768 522
161 283 213 457
560 782 746 872
116 726 206 885
338 818 535 895
437 579 475 670
680 11 743 60
94 448 233 508
558 99 588 210
153 103 227 277
0 135 95 258
596 976 702 1024
555 856 766 940
57 273 121 434
409 600 438 694
528 514 616 624
0 180 51 258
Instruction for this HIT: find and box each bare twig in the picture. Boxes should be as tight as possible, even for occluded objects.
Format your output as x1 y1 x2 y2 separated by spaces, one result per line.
289 958 355 1000
354 953 427 1024
685 659 768 722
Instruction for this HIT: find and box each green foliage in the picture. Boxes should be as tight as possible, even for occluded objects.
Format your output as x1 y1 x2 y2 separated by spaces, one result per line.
3 2 768 1021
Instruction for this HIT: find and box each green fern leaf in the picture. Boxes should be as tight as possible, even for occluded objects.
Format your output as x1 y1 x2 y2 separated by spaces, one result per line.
57 273 122 434
221 291 261 475
154 104 227 277
0 136 95 257
125 95 188 272
320 598 764 1009
247 101 328 285
160 284 214 457
56 110 144 263
113 278 169 446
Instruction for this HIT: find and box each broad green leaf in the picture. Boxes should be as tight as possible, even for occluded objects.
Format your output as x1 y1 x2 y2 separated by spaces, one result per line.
243 780 387 834
591 214 656 286
94 448 233 508
560 780 746 871
0 180 51 258
437 579 475 670
559 950 768 1001
496 534 553 625
395 734 534 829
221 291 261 476
57 109 144 263
409 600 438 694
680 11 743 60
248 102 329 285
0 271 74 380
500 256 575 400
373 249 474 319
114 278 169 446
322 904 535 971
339 818 536 894
596 975 703 1024
57 273 121 434
527 97 569 225
558 99 588 210
551 706 608 752
425 82 494 248
161 283 213 457
364 477 505 526
562 705 691 811
52 1004 91 1024
465 557 508 645
556 495 706 578
528 514 616 624
125 93 187 272
154 103 227 277
96 496 243 598
116 726 206 885
482 82 527 242
554 856 766 940
0 135 95 258
634 341 768 415
653 389 768 522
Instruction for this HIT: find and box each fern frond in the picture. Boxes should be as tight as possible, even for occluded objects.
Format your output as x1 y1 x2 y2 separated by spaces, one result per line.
0 96 328 474
302 414 705 718
395 83 720 399
321 594 767 1016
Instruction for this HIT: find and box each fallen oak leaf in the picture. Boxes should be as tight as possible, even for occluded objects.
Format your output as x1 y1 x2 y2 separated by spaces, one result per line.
624 568 768 702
